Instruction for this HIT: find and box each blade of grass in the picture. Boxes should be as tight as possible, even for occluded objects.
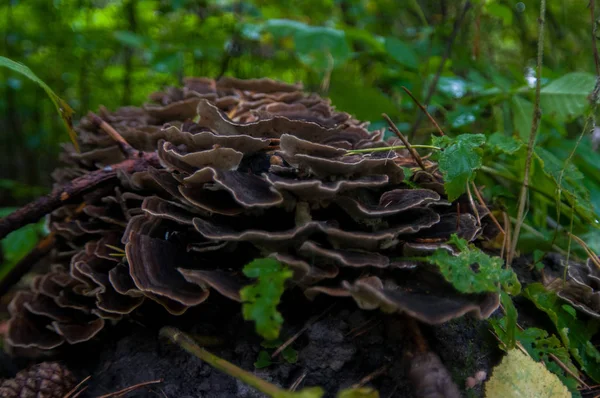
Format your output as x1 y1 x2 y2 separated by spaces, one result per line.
0 56 79 151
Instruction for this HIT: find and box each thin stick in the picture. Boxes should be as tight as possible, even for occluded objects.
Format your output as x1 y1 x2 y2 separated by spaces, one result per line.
509 216 567 256
471 182 504 235
480 165 589 221
350 319 382 339
382 113 427 170
0 153 159 240
465 182 481 227
271 303 335 359
345 316 377 338
592 0 600 77
89 112 137 158
96 379 163 398
547 217 600 268
508 0 546 266
501 212 511 260
400 87 445 137
346 144 441 155
63 375 91 398
71 386 88 398
405 316 428 354
548 353 589 389
512 321 589 388
160 327 288 397
407 0 472 139
288 370 308 392
351 365 389 389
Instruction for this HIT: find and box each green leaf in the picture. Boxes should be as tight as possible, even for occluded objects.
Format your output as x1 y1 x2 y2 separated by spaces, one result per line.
336 387 379 398
0 56 78 151
432 134 486 201
562 304 577 318
275 387 325 398
328 66 399 121
0 208 47 281
485 3 513 25
489 319 582 396
500 291 517 349
295 26 351 70
113 31 150 48
437 76 469 99
260 339 282 349
518 328 582 397
511 95 534 141
524 283 600 383
254 350 273 369
282 346 298 364
384 37 418 69
427 234 520 294
447 105 480 129
241 258 293 341
540 72 596 121
534 147 596 224
263 19 351 70
263 19 307 39
485 349 570 397
486 132 524 154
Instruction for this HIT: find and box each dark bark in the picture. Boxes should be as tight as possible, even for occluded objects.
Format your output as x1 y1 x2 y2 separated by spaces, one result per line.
0 152 159 240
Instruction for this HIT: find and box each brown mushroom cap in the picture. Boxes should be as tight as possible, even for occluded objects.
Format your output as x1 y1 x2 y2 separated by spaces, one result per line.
5 76 500 353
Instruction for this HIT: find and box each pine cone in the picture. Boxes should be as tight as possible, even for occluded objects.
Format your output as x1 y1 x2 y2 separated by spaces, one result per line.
0 362 76 398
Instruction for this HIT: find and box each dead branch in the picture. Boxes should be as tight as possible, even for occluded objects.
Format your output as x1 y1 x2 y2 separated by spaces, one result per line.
0 152 159 240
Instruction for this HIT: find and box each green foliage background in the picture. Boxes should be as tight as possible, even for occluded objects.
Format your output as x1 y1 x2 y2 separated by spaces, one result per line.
1 0 599 259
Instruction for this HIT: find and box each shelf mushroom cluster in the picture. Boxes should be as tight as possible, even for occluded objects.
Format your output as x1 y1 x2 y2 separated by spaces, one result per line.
6 77 500 355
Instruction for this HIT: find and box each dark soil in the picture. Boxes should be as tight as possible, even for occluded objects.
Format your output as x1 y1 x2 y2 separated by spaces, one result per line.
54 293 500 398
1 254 573 397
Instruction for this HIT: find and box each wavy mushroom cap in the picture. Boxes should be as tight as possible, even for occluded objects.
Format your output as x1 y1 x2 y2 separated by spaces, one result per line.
5 77 499 353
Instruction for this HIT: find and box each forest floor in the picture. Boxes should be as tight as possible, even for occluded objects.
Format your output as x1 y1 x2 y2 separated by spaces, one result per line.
65 305 497 398
58 283 506 397
0 255 569 397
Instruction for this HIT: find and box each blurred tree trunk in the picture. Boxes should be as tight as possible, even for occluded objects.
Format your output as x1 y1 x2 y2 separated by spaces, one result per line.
2 2 26 191
122 0 137 105
79 0 91 115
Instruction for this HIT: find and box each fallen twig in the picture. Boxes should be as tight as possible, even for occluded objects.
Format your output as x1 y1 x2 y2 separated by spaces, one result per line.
471 182 505 235
351 365 389 389
63 375 91 398
0 153 159 240
272 303 335 359
89 112 137 158
160 326 324 397
96 379 163 398
465 182 481 227
383 113 427 170
288 370 308 392
401 87 445 137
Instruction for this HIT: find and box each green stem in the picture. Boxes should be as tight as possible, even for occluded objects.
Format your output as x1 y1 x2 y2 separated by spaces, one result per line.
508 0 546 266
508 216 567 256
346 144 441 155
480 165 588 224
160 327 285 397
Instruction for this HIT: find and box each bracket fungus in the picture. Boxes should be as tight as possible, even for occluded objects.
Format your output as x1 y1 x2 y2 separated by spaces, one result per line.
5 77 501 354
543 254 600 317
